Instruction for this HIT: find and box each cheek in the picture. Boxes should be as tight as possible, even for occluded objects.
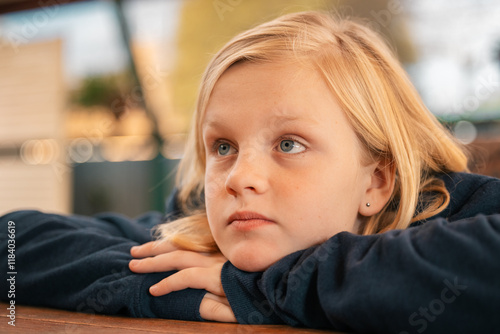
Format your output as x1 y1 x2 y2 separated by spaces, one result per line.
285 164 360 235
204 164 228 203
204 165 231 240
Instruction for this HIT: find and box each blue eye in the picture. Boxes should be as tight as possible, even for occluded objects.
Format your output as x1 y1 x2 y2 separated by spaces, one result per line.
279 139 305 154
280 140 295 152
217 143 233 156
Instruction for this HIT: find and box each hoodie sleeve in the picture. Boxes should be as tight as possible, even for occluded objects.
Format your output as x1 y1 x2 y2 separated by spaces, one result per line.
0 210 205 321
222 174 500 333
222 214 500 333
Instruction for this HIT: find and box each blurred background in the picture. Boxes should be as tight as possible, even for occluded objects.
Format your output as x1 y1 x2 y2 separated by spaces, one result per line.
0 0 499 217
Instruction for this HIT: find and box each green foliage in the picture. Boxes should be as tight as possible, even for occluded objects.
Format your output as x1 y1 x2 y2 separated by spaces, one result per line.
71 72 134 117
74 76 119 107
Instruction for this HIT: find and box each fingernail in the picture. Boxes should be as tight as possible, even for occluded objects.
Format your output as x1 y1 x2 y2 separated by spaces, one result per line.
129 259 139 267
150 285 158 295
131 246 139 253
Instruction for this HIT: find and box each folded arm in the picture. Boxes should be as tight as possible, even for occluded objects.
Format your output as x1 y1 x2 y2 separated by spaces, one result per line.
0 210 206 320
222 214 500 333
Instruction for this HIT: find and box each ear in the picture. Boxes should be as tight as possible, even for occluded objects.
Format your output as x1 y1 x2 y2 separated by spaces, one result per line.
358 160 396 216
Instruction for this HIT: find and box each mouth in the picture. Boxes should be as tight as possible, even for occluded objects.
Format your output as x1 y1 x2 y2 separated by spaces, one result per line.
227 211 275 231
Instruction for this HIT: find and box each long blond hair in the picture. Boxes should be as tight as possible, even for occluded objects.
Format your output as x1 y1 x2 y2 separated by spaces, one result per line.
156 11 468 251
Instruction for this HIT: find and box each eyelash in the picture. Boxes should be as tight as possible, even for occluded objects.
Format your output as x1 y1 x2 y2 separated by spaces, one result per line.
209 136 307 156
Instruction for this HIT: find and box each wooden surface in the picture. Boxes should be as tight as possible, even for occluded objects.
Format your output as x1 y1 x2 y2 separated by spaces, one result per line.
0 302 343 333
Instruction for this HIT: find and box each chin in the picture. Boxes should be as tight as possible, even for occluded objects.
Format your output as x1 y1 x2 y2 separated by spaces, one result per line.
232 259 272 272
227 249 278 272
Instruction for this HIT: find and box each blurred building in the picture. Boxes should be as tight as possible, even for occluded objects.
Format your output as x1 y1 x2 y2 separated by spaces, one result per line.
0 39 70 215
0 38 178 217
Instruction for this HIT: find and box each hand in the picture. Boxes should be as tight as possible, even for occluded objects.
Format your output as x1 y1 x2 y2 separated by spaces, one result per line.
200 292 237 323
130 239 178 258
129 240 236 323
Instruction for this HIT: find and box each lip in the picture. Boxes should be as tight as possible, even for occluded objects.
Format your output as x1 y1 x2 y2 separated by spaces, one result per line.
227 211 275 231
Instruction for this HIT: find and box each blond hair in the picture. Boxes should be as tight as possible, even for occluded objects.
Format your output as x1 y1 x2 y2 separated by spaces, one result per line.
156 11 468 251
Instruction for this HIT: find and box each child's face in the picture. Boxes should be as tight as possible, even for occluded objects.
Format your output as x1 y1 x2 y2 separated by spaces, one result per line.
203 61 375 272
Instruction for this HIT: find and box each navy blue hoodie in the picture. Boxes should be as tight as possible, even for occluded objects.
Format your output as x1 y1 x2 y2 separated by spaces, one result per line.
1 172 499 333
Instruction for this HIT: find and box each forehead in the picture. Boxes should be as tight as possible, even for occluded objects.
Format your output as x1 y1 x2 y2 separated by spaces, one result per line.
202 61 337 127
209 62 303 103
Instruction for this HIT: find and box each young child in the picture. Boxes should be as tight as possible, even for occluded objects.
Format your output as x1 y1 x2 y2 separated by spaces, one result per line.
128 11 500 332
1 11 499 333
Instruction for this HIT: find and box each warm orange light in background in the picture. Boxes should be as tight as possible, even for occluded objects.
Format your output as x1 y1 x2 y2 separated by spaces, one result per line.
101 136 157 162
20 139 60 165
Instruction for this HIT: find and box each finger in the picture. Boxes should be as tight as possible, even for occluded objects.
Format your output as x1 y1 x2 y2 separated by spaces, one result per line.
130 250 225 274
149 266 224 297
203 292 231 307
130 240 178 258
200 294 237 323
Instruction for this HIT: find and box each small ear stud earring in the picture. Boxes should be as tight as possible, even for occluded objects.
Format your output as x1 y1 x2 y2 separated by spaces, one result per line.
366 202 371 207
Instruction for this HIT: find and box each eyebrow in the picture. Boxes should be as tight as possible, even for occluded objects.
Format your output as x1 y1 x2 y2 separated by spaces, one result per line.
203 112 318 130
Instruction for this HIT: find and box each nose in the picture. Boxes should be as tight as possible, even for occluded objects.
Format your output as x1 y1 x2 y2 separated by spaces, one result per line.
225 151 269 197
